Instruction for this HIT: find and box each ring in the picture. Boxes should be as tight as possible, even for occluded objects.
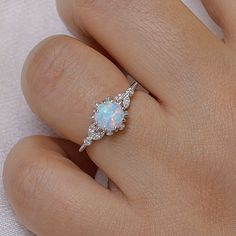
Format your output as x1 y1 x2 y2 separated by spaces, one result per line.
79 81 138 152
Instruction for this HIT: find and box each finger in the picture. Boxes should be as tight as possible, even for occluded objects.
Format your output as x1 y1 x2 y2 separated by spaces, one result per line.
22 35 164 197
56 0 227 108
3 136 134 236
201 0 236 50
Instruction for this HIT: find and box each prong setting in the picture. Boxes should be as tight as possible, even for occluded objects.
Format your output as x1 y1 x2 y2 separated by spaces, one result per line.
104 97 110 102
107 131 114 136
119 124 125 131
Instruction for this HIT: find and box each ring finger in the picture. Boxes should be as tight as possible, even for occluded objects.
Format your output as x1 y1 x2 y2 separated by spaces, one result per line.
22 35 166 197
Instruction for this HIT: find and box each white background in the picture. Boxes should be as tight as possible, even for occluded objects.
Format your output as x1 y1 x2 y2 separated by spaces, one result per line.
0 0 222 235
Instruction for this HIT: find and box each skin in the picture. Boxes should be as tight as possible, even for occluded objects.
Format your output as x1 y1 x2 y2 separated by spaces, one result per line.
3 0 236 235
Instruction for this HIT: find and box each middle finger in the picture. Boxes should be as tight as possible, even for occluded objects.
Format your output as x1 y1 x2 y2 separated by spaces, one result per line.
58 0 228 109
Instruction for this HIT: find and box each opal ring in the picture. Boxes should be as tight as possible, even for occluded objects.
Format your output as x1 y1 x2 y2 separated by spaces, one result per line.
79 82 138 152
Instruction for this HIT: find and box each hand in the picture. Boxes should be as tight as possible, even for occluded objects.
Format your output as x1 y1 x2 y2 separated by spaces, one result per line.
3 0 236 235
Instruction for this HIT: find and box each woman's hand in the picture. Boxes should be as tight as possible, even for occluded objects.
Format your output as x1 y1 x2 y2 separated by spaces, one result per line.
3 0 236 235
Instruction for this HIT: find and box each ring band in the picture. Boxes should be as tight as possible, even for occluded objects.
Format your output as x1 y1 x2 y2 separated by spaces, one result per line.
79 81 138 152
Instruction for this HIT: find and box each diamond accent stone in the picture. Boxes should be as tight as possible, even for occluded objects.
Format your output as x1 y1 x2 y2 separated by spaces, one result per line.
88 124 105 140
127 88 134 96
115 92 131 109
122 96 130 109
114 94 123 102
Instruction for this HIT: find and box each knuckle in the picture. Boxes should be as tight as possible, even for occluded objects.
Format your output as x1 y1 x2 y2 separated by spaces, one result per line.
22 35 79 97
21 34 97 119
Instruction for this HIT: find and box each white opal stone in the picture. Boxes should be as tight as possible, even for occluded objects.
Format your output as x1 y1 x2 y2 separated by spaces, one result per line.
95 101 125 132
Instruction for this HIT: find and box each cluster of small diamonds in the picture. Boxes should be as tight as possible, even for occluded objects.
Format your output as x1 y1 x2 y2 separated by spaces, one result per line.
82 123 105 147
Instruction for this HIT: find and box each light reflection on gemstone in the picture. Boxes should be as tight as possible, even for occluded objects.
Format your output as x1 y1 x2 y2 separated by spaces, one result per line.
95 101 125 132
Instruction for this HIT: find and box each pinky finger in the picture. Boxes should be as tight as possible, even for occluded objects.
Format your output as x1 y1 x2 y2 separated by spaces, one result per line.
3 136 134 236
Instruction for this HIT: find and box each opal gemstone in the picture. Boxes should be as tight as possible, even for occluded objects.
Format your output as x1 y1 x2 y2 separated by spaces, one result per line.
95 101 125 132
